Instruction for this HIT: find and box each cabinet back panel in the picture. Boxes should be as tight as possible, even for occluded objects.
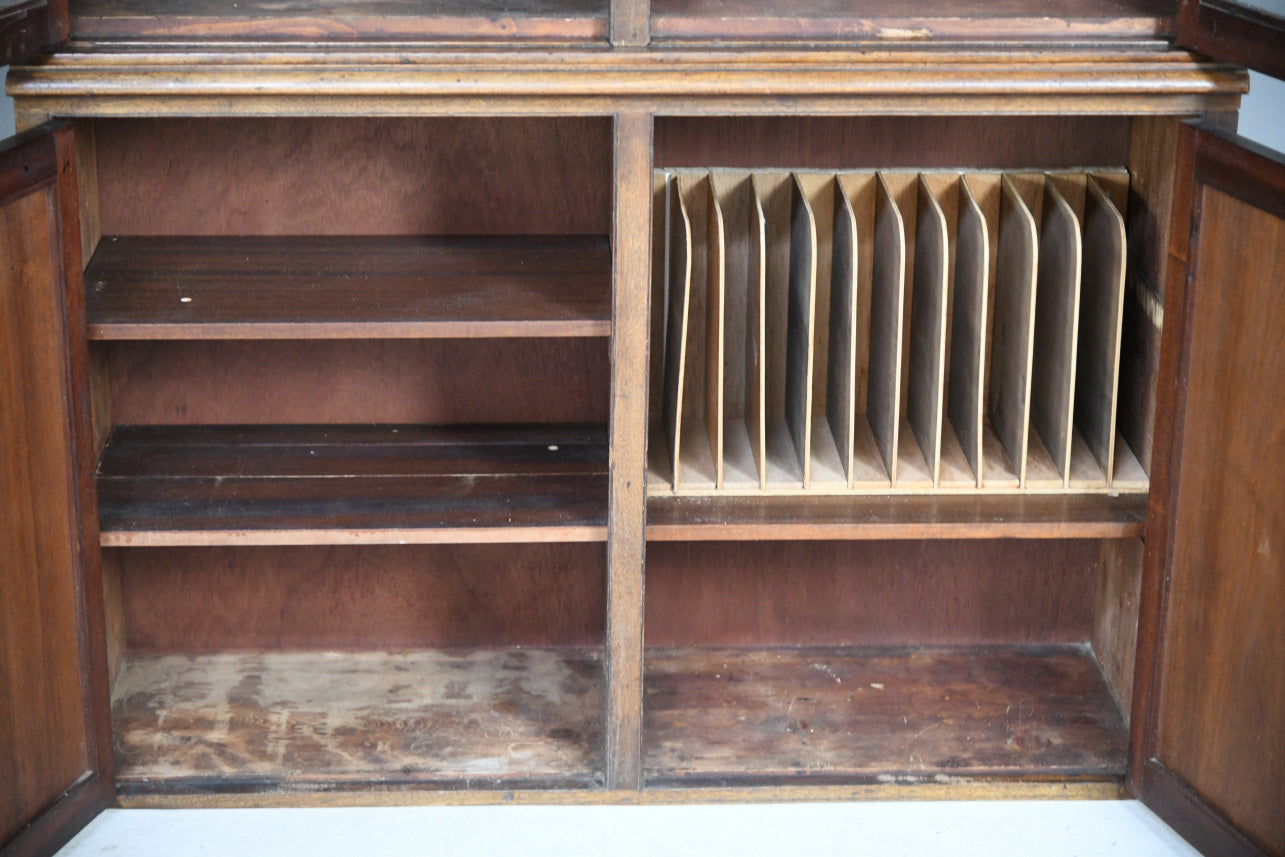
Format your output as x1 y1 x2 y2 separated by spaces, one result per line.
655 117 1132 171
105 339 609 425
645 539 1099 646
114 544 606 650
93 117 613 236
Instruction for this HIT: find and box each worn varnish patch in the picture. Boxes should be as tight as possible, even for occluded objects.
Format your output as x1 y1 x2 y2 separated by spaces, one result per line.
644 645 1127 786
112 649 603 792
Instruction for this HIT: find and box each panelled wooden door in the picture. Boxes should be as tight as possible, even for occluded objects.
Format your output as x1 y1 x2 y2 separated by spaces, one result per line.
1133 124 1285 857
0 125 113 857
0 0 67 64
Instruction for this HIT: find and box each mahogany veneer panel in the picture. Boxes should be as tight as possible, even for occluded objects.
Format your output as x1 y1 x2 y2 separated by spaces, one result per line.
73 0 608 41
646 493 1146 540
645 539 1099 647
112 649 604 793
97 424 608 544
85 235 611 340
652 0 1173 42
644 645 1128 785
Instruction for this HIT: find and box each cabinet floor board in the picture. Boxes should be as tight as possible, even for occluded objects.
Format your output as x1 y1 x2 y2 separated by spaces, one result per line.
112 649 605 794
644 645 1127 786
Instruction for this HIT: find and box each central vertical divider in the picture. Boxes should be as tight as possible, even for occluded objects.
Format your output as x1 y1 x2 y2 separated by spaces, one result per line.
606 110 653 790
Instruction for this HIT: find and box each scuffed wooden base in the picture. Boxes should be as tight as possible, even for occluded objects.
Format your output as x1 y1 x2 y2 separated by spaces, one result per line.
644 645 1127 787
112 648 604 793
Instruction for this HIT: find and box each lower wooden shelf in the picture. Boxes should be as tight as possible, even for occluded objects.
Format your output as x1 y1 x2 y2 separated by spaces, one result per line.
96 423 608 546
643 645 1128 787
111 648 605 794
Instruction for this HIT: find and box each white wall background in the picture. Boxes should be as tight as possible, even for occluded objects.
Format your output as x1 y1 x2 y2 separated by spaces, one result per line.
1 64 1284 148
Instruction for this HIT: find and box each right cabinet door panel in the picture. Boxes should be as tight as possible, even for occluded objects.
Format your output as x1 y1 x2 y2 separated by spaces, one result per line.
1137 123 1285 857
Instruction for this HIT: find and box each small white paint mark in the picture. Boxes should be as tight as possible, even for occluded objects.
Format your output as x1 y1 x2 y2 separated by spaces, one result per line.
548 445 559 451
179 296 192 303
870 682 885 690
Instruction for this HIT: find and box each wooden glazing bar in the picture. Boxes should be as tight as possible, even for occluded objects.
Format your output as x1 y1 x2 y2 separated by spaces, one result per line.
609 0 648 45
948 176 990 488
1075 176 1127 486
785 173 819 488
705 176 727 488
84 235 612 340
867 174 906 484
662 175 693 488
907 175 951 486
988 175 1039 487
1031 179 1083 487
827 177 859 486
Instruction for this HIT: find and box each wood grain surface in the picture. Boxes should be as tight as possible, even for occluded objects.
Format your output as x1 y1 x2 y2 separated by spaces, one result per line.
644 645 1127 785
85 235 612 340
112 649 604 793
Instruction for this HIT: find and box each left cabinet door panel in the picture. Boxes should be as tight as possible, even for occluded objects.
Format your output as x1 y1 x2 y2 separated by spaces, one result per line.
0 124 112 857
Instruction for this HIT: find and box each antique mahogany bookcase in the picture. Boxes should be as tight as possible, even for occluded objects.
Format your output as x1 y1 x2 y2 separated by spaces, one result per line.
0 0 1282 854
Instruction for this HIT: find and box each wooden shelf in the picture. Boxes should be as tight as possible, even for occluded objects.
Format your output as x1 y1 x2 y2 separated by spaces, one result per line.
85 235 611 340
646 492 1147 540
96 423 608 546
71 0 608 42
644 645 1128 786
112 648 604 794
652 0 1174 43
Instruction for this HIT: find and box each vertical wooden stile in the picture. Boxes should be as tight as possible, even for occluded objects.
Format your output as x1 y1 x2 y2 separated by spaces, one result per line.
989 176 1039 487
662 175 693 489
827 178 860 485
785 174 818 488
747 175 768 487
907 175 951 486
704 177 726 488
605 110 651 791
949 176 990 487
1076 176 1128 485
1031 179 1083 487
868 173 906 484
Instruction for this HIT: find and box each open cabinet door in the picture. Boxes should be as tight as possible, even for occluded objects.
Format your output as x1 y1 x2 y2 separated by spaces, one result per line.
1132 123 1285 857
1177 0 1285 78
0 125 113 857
0 0 67 64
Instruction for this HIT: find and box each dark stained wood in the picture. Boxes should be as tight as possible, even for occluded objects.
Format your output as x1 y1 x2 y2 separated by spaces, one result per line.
0 0 65 65
96 424 609 544
1143 128 1285 856
1094 538 1142 724
652 0 1173 42
85 235 612 340
73 0 607 41
646 493 1148 541
105 338 609 426
605 110 652 790
114 544 605 650
644 646 1127 785
112 649 604 793
1137 761 1274 857
94 117 612 238
0 123 113 856
645 539 1102 647
1177 0 1285 79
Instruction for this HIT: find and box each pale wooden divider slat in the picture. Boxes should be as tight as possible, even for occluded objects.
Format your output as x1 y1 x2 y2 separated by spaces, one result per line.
705 178 727 489
747 176 768 488
868 173 907 484
662 175 693 490
1075 176 1128 487
988 175 1039 488
1030 179 1083 488
827 178 859 486
908 175 951 487
949 175 991 488
709 172 756 491
785 174 819 488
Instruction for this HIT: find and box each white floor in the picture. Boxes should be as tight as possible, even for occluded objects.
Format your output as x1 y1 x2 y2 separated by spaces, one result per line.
57 800 1201 857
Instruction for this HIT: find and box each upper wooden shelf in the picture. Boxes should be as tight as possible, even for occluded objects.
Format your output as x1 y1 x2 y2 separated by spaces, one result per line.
96 423 609 545
84 235 611 340
652 0 1175 43
70 0 608 42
